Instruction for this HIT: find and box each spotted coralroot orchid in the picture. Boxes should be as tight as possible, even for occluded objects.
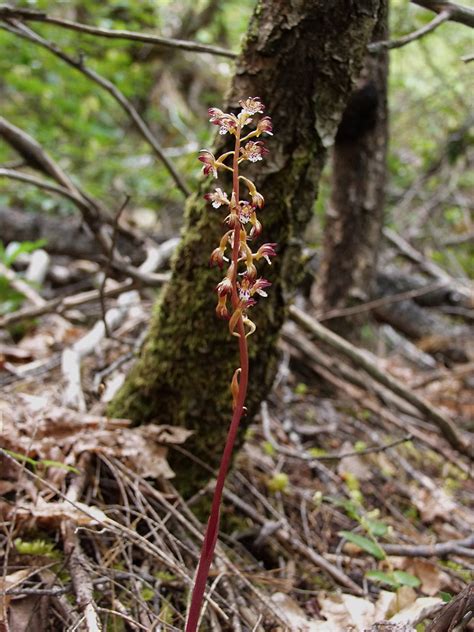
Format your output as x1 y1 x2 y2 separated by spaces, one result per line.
186 98 275 632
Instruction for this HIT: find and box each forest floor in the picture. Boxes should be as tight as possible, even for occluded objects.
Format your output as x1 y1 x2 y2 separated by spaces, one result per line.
0 250 473 632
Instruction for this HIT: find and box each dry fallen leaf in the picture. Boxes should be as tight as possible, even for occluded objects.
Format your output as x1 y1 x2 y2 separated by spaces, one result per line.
410 487 456 523
318 592 376 631
271 592 323 631
0 569 32 627
373 591 398 621
403 559 443 596
14 498 108 528
8 595 48 632
0 405 192 483
337 442 372 481
389 597 443 625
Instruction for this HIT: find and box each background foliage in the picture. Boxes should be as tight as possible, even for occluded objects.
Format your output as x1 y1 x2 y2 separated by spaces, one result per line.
0 0 472 272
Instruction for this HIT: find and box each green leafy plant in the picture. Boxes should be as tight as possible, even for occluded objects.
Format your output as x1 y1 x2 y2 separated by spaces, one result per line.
186 97 274 632
0 239 47 315
0 239 47 267
2 449 79 474
14 537 59 558
267 472 289 494
336 498 422 590
339 530 386 560
365 569 420 589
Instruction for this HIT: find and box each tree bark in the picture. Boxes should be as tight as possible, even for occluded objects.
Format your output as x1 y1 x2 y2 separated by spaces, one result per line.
312 0 388 335
109 0 380 493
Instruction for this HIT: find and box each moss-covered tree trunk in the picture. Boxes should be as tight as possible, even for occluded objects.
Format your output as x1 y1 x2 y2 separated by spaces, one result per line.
109 0 380 492
312 0 389 334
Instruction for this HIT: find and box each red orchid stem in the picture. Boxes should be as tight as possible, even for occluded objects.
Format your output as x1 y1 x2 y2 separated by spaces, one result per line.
185 127 249 632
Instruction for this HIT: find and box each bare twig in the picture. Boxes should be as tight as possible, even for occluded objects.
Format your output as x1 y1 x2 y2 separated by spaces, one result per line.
261 401 412 462
0 280 131 328
425 582 474 632
0 19 190 196
0 167 97 217
62 453 103 631
0 4 236 58
0 449 195 586
289 306 472 458
0 260 172 329
410 361 474 389
0 116 89 195
61 244 172 410
0 260 46 307
383 534 474 558
113 464 286 628
99 196 130 338
410 0 474 28
316 279 447 322
369 10 451 52
281 329 471 475
221 486 365 596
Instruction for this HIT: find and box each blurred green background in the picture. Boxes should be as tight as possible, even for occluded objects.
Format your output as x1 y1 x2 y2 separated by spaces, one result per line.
0 0 472 273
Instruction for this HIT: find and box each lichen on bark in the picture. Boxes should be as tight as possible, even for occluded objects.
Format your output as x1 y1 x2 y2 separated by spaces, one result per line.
109 0 380 494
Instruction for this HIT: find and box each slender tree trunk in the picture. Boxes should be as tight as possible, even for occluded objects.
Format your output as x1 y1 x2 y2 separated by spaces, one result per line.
109 0 380 493
312 0 389 335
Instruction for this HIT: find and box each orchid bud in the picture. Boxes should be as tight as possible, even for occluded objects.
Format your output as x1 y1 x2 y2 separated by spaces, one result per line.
256 116 273 136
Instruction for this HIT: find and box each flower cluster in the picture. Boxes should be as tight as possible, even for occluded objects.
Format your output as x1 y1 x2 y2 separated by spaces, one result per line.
199 97 275 338
187 98 275 632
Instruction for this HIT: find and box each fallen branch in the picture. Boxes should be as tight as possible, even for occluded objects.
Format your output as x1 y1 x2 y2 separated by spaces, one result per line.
0 4 236 58
383 227 472 301
62 453 102 631
0 117 91 197
316 278 448 322
0 168 100 221
281 328 471 476
288 307 472 458
0 448 195 587
118 464 289 629
99 196 130 338
0 268 171 329
61 245 171 410
383 533 474 558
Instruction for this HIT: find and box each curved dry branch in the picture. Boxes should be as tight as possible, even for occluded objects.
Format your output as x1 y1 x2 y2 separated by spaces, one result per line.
411 0 474 28
0 116 83 194
369 10 451 51
0 122 148 269
0 4 236 58
0 167 92 215
0 18 190 196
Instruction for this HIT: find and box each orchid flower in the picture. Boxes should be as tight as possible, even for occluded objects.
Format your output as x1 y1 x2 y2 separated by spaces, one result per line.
186 98 275 632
